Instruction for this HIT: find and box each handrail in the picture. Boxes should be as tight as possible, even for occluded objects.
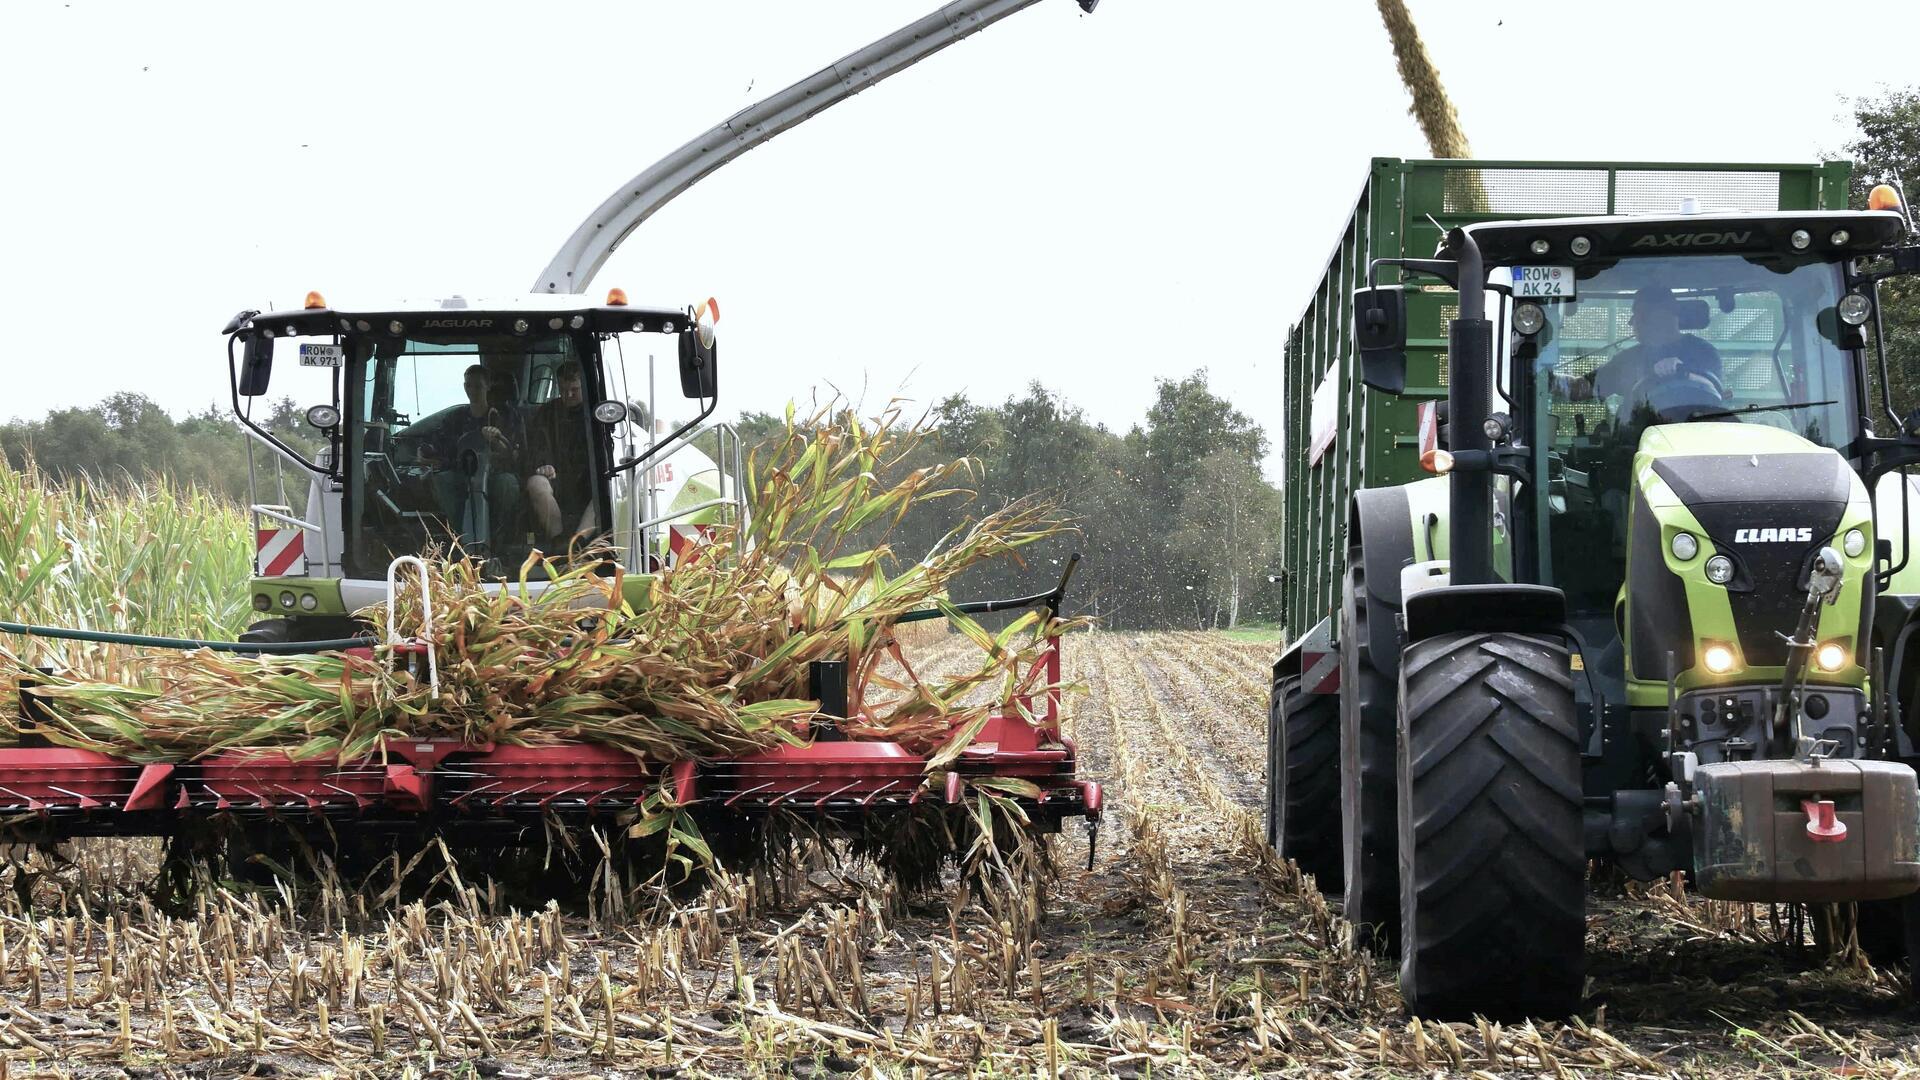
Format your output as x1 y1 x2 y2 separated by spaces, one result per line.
385 557 440 698
635 497 738 535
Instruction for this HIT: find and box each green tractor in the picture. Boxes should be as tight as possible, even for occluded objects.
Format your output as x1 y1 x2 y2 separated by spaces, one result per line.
1269 159 1920 1019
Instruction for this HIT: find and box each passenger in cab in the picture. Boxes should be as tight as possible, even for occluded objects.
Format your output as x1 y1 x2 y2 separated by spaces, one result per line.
525 361 597 549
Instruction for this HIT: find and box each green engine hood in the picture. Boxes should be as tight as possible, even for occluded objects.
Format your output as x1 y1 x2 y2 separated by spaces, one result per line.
1624 423 1873 704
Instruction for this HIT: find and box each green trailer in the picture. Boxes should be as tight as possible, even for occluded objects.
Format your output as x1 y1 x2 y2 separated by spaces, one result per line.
1266 157 1920 1019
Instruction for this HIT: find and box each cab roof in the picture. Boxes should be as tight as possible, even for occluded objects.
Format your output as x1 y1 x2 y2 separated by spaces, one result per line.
229 294 693 339
1447 209 1908 265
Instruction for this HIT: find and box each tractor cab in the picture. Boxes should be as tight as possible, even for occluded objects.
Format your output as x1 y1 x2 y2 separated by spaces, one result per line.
225 291 732 640
1476 212 1907 696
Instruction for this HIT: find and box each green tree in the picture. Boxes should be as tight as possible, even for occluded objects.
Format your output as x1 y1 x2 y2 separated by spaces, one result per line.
1844 86 1920 425
1173 447 1282 628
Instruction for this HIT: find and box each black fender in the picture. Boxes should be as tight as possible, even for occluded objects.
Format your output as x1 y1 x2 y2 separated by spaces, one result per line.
1404 583 1568 645
1873 593 1920 758
1349 487 1416 671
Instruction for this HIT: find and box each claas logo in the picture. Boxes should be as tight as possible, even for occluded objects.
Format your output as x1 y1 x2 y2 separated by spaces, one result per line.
1733 527 1814 543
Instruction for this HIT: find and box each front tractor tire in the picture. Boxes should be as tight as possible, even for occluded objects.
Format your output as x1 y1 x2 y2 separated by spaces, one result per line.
1268 675 1343 890
1396 632 1586 1021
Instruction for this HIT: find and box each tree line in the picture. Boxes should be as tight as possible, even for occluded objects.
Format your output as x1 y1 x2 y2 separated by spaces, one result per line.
0 374 1285 631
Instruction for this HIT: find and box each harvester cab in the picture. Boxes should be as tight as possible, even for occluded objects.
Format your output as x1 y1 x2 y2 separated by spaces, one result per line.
1272 161 1920 1021
226 291 736 644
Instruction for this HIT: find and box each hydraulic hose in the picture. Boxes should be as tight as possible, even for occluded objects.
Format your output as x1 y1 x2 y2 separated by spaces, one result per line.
0 621 372 655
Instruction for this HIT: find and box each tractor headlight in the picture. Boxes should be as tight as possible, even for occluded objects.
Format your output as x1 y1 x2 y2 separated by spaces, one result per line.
253 593 272 612
1670 532 1699 561
1838 293 1872 327
1703 643 1738 673
298 592 318 611
1513 302 1546 336
279 590 297 609
593 400 629 425
1705 555 1735 584
1844 528 1867 557
1569 236 1592 256
1816 642 1848 671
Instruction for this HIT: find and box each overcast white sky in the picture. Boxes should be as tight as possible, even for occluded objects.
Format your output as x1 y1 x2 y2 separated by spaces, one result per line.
1 0 1911 447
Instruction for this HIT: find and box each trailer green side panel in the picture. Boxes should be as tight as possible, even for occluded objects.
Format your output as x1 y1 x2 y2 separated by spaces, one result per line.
1279 158 1853 644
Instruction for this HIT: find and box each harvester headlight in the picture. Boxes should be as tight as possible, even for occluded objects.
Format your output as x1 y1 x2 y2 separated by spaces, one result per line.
1705 555 1735 584
305 404 341 430
1703 644 1738 674
278 591 297 610
1844 528 1867 557
253 593 272 612
1838 293 1872 327
355 319 371 332
1830 229 1852 247
1513 302 1546 336
592 400 628 425
298 592 318 611
1570 236 1592 256
570 315 585 329
388 320 405 335
1670 531 1699 561
1529 238 1551 256
1790 229 1812 250
548 317 564 330
1816 642 1848 672
512 318 530 334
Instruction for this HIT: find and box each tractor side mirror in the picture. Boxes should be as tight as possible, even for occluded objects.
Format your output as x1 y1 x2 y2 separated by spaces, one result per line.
1352 286 1408 395
237 333 274 397
677 328 718 399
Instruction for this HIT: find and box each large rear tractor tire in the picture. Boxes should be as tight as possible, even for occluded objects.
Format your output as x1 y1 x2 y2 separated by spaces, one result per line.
1397 632 1586 1021
1269 675 1343 890
1340 559 1400 950
1854 895 1920 992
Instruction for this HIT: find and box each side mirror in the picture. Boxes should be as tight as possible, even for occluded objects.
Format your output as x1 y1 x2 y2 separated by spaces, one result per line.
677 328 718 399
237 333 274 397
1352 286 1408 395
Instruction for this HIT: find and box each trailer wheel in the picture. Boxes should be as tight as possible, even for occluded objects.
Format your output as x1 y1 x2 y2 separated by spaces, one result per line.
1340 559 1399 950
1269 675 1343 889
1397 632 1585 1021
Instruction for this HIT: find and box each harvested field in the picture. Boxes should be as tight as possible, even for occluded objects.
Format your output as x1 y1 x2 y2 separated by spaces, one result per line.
3 630 1919 1077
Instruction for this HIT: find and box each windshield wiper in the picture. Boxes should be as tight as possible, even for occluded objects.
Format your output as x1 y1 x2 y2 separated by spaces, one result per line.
1690 399 1838 422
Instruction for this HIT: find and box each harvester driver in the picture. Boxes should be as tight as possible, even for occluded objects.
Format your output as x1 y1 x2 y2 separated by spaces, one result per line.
424 364 525 546
1557 288 1725 410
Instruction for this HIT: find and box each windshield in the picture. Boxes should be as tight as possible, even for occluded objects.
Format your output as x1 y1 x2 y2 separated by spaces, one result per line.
344 332 605 578
1518 254 1854 621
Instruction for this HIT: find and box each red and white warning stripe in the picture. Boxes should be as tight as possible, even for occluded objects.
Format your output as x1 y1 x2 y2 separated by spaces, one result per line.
666 523 715 566
1300 647 1340 695
255 528 307 578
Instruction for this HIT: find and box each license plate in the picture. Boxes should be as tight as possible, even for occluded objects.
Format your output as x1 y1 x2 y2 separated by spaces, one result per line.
1514 265 1575 298
299 343 344 367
